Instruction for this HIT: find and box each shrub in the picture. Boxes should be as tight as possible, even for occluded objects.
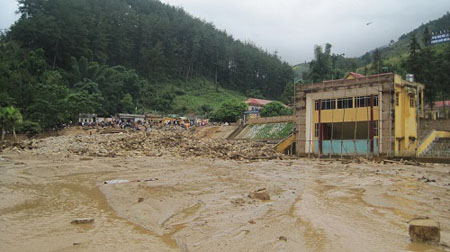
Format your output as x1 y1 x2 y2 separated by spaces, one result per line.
211 100 247 122
18 120 42 137
260 101 292 117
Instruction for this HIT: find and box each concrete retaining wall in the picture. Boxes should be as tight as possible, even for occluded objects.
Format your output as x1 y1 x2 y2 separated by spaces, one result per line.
419 119 450 141
247 116 295 125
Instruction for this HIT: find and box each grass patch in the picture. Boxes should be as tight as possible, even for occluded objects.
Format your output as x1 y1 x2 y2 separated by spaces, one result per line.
152 78 247 114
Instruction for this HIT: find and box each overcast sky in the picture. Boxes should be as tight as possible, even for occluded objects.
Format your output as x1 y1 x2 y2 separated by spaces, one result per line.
1 0 449 65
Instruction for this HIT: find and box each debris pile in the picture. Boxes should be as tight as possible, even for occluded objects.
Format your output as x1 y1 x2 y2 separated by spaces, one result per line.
13 130 285 161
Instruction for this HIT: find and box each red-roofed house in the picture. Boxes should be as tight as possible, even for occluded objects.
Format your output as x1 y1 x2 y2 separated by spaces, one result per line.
425 100 450 119
344 72 366 80
245 98 274 111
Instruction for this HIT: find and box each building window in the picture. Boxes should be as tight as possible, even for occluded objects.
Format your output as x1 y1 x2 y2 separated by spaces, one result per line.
337 97 353 109
321 99 335 110
315 99 336 110
410 96 415 107
395 93 399 106
373 121 379 136
418 92 422 106
355 95 378 108
315 123 319 137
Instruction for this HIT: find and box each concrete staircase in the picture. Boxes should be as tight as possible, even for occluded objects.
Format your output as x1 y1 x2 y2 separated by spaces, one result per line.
421 137 450 157
226 124 245 140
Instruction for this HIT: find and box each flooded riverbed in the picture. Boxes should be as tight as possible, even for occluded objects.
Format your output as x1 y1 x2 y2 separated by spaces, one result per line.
0 152 449 251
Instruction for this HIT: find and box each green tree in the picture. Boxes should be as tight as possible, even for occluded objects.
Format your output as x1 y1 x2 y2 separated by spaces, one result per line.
260 101 292 117
27 71 69 129
308 43 332 82
280 81 295 105
371 49 383 74
120 93 135 113
406 36 421 75
211 100 247 122
200 104 212 116
423 26 431 46
0 106 23 141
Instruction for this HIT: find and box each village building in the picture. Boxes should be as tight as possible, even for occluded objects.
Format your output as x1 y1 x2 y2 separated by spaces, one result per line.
425 100 450 120
295 73 424 157
78 113 97 125
243 98 289 123
146 113 162 125
245 98 275 112
116 113 145 123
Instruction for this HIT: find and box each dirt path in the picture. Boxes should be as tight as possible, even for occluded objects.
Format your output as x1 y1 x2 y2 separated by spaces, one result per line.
0 151 449 251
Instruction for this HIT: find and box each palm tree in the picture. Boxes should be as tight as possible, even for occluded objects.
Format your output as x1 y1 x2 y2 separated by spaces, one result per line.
0 106 23 142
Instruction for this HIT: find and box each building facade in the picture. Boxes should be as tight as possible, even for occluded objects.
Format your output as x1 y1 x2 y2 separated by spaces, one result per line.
78 113 97 125
295 73 424 156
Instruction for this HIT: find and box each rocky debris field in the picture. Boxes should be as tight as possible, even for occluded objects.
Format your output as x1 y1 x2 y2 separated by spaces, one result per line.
8 129 285 161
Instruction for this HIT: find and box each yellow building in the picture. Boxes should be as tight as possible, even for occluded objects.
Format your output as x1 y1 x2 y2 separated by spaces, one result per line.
295 73 424 156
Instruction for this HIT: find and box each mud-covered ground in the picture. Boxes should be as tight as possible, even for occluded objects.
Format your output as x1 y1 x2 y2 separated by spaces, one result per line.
0 131 450 251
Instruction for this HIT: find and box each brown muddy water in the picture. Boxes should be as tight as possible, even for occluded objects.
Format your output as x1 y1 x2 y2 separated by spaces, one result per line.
0 152 449 251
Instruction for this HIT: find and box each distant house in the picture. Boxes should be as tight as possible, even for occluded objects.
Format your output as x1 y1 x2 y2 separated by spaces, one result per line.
425 100 450 119
344 72 366 80
79 113 97 125
146 113 162 124
116 113 145 123
243 98 289 123
244 98 275 112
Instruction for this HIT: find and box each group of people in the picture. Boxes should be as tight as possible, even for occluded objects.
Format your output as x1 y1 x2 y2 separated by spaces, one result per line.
80 117 211 131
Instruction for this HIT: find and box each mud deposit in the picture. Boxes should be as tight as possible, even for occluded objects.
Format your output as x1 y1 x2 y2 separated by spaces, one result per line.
1 148 450 251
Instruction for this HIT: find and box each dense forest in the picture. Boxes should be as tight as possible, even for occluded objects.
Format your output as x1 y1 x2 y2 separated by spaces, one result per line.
0 0 293 131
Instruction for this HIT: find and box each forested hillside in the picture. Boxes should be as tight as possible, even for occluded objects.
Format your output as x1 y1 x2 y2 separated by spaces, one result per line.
294 12 450 107
0 0 293 131
376 12 450 60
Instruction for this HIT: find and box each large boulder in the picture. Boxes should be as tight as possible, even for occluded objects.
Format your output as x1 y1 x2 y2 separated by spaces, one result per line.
248 188 270 201
409 218 440 244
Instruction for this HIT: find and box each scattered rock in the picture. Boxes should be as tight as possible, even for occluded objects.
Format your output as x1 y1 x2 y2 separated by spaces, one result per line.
249 188 270 201
138 197 144 203
418 176 436 183
79 157 93 161
73 242 81 246
279 236 287 241
231 198 246 206
71 218 94 224
248 220 256 224
408 218 440 244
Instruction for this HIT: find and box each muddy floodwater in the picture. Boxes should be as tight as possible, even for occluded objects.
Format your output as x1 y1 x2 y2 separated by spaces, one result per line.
0 152 449 251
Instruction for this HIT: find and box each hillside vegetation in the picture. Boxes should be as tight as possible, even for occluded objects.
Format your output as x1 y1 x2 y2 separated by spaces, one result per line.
0 0 293 130
294 12 450 106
